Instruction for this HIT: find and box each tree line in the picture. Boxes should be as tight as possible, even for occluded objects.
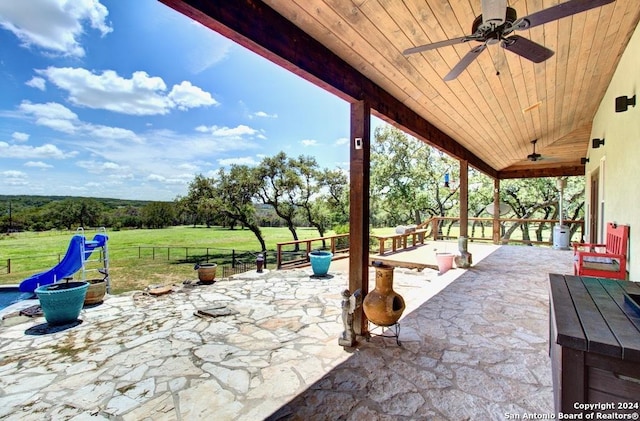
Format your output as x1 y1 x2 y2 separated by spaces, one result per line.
0 196 169 232
176 152 348 252
0 125 585 250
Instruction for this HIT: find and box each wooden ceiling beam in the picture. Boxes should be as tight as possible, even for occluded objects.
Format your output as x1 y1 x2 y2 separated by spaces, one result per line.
158 0 498 178
498 165 585 179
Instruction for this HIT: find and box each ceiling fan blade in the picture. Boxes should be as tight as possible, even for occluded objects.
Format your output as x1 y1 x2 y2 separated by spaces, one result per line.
514 0 616 30
443 44 487 81
403 36 474 55
502 35 554 63
482 0 508 26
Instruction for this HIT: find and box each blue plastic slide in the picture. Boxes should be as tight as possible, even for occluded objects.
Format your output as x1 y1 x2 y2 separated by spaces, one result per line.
19 233 107 293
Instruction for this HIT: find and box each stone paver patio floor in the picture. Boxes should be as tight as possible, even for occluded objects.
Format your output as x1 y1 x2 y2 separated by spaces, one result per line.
0 245 574 420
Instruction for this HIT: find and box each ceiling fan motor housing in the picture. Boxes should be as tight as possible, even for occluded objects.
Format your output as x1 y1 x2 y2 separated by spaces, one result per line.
527 139 541 161
472 7 518 39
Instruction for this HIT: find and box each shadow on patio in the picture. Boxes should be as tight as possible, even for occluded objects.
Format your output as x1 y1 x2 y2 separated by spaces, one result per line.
267 245 574 420
0 243 574 420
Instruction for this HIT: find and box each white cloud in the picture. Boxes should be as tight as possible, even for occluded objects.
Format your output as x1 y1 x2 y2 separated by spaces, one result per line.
334 137 348 146
301 139 318 147
169 81 218 110
2 170 27 177
37 67 217 115
146 174 166 182
251 111 278 119
17 100 141 142
70 128 261 192
12 132 29 142
195 124 259 139
218 156 259 167
0 141 75 159
176 163 199 172
18 100 80 133
24 161 53 169
1 170 28 185
85 125 140 142
146 173 192 185
19 101 78 120
76 160 125 173
26 77 46 90
0 0 112 57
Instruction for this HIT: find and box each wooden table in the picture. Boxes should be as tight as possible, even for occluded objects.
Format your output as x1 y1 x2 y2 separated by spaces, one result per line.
549 274 640 415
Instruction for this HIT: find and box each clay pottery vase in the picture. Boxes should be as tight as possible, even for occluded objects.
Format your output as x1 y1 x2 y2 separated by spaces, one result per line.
195 263 217 284
363 264 406 326
84 279 107 305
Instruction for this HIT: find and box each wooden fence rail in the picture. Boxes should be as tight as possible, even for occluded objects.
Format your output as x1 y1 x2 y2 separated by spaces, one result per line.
428 216 584 245
276 234 349 269
275 217 585 266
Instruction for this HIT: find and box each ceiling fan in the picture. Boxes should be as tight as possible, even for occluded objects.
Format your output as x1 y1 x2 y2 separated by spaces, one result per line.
527 139 542 161
403 0 616 81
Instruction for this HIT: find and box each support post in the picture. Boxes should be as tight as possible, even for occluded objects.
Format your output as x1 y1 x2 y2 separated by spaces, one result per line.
459 160 469 238
349 100 370 336
493 178 501 244
455 160 472 268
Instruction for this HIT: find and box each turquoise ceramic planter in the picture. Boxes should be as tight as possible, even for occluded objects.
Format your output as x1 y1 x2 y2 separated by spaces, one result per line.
309 251 333 276
35 281 89 325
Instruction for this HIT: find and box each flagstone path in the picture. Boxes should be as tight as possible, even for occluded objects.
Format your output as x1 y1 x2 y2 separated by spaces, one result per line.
0 245 574 420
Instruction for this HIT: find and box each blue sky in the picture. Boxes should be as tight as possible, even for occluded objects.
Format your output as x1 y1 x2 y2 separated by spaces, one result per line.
0 0 360 201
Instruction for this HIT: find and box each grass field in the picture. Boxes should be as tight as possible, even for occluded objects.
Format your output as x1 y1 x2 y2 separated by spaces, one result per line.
0 226 337 294
0 222 577 294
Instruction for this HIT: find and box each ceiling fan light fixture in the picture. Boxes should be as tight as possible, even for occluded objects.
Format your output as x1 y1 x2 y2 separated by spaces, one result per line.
482 0 507 26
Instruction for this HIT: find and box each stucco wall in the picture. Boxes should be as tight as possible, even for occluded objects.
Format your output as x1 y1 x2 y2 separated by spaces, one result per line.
587 21 640 279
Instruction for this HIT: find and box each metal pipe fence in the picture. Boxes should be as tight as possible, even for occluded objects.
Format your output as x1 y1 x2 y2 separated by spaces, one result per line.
1 246 269 276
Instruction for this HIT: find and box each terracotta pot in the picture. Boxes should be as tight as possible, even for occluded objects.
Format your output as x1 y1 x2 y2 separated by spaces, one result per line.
363 264 406 326
195 263 217 284
84 279 107 305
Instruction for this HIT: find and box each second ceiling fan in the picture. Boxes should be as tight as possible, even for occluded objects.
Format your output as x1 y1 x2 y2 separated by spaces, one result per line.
403 0 616 81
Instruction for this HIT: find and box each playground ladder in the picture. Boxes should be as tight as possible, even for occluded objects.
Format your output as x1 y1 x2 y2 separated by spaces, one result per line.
76 227 111 293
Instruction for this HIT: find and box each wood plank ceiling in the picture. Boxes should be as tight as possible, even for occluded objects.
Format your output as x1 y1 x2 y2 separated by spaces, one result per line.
160 0 640 179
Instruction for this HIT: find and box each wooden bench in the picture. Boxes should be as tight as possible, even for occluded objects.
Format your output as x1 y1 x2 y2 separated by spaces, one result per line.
573 222 629 280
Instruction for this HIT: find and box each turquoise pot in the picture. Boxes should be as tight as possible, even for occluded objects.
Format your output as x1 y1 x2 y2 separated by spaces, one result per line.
309 251 333 276
35 281 89 325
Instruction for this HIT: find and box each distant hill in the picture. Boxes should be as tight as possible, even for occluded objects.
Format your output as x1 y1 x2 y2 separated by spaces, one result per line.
0 195 159 212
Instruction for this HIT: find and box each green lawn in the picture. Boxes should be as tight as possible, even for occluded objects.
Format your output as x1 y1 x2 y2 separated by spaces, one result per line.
0 223 574 294
0 226 334 293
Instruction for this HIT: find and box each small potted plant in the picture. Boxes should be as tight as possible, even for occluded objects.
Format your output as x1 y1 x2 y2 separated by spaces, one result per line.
35 278 89 325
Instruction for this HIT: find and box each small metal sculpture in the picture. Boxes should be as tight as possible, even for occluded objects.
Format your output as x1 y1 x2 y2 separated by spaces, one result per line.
339 288 362 348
